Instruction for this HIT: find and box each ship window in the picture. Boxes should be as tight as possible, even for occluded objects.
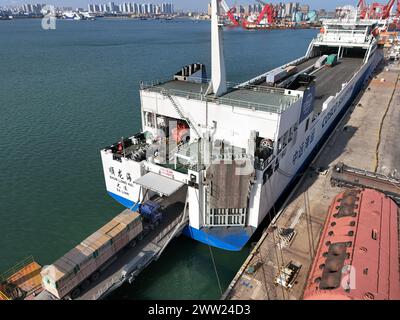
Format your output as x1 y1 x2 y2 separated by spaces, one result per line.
305 118 310 132
274 160 280 171
277 138 282 153
263 166 273 185
288 128 293 143
93 250 99 258
145 112 155 128
283 131 288 148
371 229 378 240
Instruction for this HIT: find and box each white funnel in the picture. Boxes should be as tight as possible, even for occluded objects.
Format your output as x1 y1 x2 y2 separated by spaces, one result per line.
210 0 227 97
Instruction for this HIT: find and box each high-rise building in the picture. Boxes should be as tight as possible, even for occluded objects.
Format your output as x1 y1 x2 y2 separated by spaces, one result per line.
84 2 174 15
108 2 115 12
300 5 310 15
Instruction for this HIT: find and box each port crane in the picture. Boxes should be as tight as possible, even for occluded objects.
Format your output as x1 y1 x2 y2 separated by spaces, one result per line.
370 0 395 19
220 0 248 27
397 0 400 17
221 0 275 28
221 0 243 27
358 0 369 18
254 0 275 25
358 0 397 19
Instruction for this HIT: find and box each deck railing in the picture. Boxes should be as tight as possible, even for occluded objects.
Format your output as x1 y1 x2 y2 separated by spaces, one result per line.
0 256 35 282
140 80 295 114
91 275 122 300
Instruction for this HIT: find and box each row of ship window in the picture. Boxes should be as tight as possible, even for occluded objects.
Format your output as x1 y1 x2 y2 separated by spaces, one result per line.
262 115 312 185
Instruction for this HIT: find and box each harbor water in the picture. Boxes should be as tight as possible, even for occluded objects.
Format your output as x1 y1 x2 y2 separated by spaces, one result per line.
0 18 317 299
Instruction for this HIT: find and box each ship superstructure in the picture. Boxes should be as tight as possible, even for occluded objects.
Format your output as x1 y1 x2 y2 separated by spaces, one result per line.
101 1 383 251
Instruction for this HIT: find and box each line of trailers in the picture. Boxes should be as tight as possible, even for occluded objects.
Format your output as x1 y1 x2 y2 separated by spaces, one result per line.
40 201 162 300
265 54 338 86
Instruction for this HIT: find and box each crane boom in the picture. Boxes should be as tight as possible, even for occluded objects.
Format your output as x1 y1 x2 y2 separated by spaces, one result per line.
398 0 400 16
358 0 368 18
255 0 275 24
382 0 396 19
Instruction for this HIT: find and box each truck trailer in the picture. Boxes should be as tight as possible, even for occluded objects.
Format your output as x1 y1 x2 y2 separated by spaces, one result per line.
40 210 143 299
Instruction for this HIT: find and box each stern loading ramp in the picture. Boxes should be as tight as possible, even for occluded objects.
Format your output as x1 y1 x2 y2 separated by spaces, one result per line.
36 175 189 300
223 58 400 300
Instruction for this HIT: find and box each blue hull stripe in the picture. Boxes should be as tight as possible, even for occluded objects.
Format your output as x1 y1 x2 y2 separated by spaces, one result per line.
182 226 251 251
108 192 140 211
107 191 249 250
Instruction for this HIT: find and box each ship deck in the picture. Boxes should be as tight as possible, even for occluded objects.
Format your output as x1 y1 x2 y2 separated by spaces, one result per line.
144 80 298 114
311 57 364 114
267 56 364 115
144 56 364 116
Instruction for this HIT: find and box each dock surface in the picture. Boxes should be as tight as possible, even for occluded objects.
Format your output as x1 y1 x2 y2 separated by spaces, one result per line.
223 58 400 300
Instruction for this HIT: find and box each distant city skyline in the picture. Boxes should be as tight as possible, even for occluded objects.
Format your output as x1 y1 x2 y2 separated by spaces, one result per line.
0 1 360 11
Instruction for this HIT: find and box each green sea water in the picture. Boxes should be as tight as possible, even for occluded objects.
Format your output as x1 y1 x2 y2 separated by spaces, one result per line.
0 18 316 299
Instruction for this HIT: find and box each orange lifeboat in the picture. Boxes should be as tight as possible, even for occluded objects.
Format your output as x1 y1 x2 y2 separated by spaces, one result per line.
171 123 190 143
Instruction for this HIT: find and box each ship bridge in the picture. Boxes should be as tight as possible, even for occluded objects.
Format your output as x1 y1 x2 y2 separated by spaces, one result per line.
314 19 378 49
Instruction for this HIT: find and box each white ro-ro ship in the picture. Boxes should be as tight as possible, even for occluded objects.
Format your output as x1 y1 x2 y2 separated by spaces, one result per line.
100 1 383 251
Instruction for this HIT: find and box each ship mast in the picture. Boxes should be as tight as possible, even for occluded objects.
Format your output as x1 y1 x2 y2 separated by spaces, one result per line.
209 0 227 97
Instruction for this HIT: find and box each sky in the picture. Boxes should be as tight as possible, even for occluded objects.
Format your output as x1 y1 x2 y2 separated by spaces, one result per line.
0 1 360 11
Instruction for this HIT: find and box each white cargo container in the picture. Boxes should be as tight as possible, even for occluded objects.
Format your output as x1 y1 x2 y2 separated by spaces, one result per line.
315 55 328 68
41 210 143 299
266 68 288 84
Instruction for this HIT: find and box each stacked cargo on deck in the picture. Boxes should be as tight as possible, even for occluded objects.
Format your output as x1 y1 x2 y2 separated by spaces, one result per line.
315 55 328 68
326 54 338 67
41 210 143 299
266 68 288 84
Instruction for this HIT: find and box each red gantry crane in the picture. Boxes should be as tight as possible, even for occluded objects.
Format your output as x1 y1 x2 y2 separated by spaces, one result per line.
379 0 395 19
255 0 275 25
220 0 248 28
363 0 396 19
358 0 369 18
397 0 400 17
221 0 275 28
